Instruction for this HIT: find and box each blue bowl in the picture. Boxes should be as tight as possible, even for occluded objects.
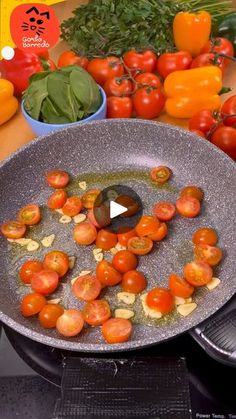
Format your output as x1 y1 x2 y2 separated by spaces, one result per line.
21 86 107 136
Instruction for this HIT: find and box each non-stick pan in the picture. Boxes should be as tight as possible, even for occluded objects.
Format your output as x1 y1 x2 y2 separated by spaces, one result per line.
0 119 235 352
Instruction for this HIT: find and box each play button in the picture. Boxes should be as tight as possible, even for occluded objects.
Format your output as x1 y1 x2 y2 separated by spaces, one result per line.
110 201 128 219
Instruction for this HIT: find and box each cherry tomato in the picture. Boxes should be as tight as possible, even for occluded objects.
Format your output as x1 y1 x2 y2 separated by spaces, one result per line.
148 222 168 241
146 288 174 314
19 260 43 284
184 261 213 286
190 129 206 138
43 250 69 278
153 202 176 221
112 250 138 273
73 222 97 245
211 126 236 160
221 96 236 127
107 96 133 118
96 260 122 286
1 220 26 239
31 269 59 295
56 309 84 337
150 166 172 184
127 236 153 256
135 72 161 89
81 189 101 209
95 229 117 250
191 53 225 72
168 273 194 298
46 170 70 189
21 293 46 317
115 195 139 217
39 304 64 328
18 204 41 225
156 51 192 79
62 196 82 217
189 110 218 135
192 228 218 248
176 196 201 218
201 37 234 66
133 87 165 119
102 318 132 344
117 227 136 247
47 189 67 209
194 244 223 266
135 215 160 237
122 270 147 294
83 300 111 326
87 56 124 85
88 206 111 228
179 186 204 202
72 275 102 301
123 50 157 74
103 77 133 97
58 50 88 69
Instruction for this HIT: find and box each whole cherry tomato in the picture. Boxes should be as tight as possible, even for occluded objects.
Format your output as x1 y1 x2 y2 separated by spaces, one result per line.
201 37 234 66
189 109 218 135
58 51 88 69
87 56 124 85
107 97 133 118
103 77 133 97
191 53 225 72
211 126 236 159
135 73 161 89
189 129 206 138
156 51 192 79
221 96 236 127
133 87 165 119
123 50 157 74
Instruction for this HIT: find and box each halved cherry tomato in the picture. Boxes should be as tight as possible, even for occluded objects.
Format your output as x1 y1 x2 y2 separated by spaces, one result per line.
103 77 133 97
122 270 147 294
95 229 117 250
83 300 111 326
88 206 111 228
192 227 218 246
96 260 122 286
43 250 69 278
156 51 192 79
123 50 157 74
21 293 46 317
135 215 160 237
112 250 138 273
194 244 223 266
1 220 26 239
127 236 153 255
57 50 88 69
150 166 172 184
18 204 41 225
81 189 101 209
201 37 234 66
87 56 124 85
62 196 82 217
31 269 59 295
146 288 174 314
117 227 136 247
148 222 168 241
132 87 165 119
73 222 97 245
102 318 132 344
72 275 102 301
47 189 67 209
168 273 194 298
153 202 176 221
184 261 213 286
107 96 133 118
176 196 201 218
179 186 204 202
115 195 139 217
189 110 218 136
39 304 64 328
46 170 70 189
19 260 43 284
56 309 84 337
135 72 161 89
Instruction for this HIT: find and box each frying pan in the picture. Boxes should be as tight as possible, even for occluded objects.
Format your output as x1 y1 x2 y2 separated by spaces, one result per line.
0 119 235 353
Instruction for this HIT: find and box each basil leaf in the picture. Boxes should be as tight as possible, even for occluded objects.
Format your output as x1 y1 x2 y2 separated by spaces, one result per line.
29 71 51 84
47 72 78 122
23 77 48 120
41 96 71 124
70 67 101 115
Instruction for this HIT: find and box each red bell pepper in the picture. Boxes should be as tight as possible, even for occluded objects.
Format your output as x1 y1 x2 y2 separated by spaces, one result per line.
0 48 56 96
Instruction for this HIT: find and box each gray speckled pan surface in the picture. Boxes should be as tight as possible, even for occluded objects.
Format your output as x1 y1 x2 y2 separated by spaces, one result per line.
0 119 235 353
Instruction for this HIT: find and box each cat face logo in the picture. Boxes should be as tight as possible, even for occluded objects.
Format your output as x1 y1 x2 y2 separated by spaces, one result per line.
21 7 50 36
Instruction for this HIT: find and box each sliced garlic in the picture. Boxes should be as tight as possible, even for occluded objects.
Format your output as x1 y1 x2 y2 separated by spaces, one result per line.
185 297 193 303
110 247 119 255
71 276 79 285
140 293 162 319
7 239 15 243
107 189 118 200
27 240 40 252
41 234 55 248
59 215 72 224
68 256 76 269
174 296 186 306
7 238 32 246
79 270 92 276
115 242 127 251
79 181 87 190
55 209 63 214
47 298 61 304
115 308 134 319
207 277 221 290
93 248 103 256
94 253 103 262
117 292 136 305
177 302 197 317
73 213 86 224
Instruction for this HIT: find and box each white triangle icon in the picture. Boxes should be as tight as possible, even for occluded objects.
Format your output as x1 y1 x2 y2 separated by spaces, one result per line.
110 201 128 219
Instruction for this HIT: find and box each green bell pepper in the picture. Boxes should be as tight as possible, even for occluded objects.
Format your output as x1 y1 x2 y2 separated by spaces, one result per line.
215 13 236 57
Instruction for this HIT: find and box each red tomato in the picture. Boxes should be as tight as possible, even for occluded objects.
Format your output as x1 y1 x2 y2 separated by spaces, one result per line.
1 220 26 239
176 196 201 218
88 206 111 228
73 222 97 245
132 87 165 119
168 273 194 298
201 37 234 66
73 275 102 301
62 196 82 217
192 227 218 246
189 109 218 135
127 236 153 256
102 318 132 344
221 96 236 127
103 77 133 97
96 260 122 286
19 260 43 284
96 229 117 250
135 215 160 237
83 299 111 326
31 269 59 295
81 189 101 209
112 250 138 273
135 73 161 89
43 250 69 278
146 288 174 314
21 293 46 317
148 222 168 241
47 190 67 209
18 204 41 225
194 244 223 266
179 186 204 202
122 270 147 294
107 96 133 118
123 50 157 74
156 51 192 78
115 195 139 217
153 202 176 221
150 166 172 184
57 51 88 69
87 56 124 85
211 126 236 159
117 227 136 247
191 53 225 72
184 261 213 286
56 309 84 337
46 170 70 189
189 129 206 138
39 304 64 328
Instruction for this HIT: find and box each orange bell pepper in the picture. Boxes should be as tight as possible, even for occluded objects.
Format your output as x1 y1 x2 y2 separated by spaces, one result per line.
173 11 211 57
164 66 222 119
0 79 18 125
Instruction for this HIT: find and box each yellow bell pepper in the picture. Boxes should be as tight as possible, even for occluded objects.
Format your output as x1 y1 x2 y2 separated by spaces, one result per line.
173 11 211 57
0 79 18 125
164 66 222 119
